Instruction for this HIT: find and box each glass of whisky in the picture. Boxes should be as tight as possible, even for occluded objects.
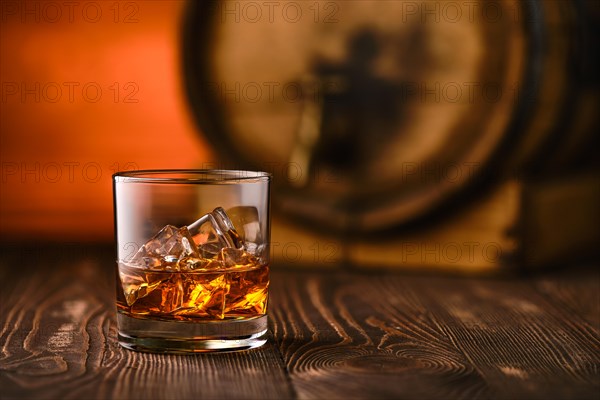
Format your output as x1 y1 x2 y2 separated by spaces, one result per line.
112 170 271 353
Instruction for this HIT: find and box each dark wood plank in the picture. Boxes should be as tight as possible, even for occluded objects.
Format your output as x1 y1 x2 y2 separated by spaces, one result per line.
270 270 599 400
0 246 293 400
532 270 600 331
269 271 490 399
1 246 598 400
409 274 600 400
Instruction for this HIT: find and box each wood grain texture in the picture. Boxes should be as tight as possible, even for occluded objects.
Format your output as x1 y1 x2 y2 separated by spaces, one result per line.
1 245 598 399
410 276 600 400
269 272 492 399
532 270 600 331
0 246 293 400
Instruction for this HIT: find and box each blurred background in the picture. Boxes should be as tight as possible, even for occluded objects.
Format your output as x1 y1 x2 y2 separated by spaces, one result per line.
1 1 207 241
1 0 598 273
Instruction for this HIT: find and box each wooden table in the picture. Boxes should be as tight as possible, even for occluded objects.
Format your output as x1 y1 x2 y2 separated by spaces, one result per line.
1 245 598 399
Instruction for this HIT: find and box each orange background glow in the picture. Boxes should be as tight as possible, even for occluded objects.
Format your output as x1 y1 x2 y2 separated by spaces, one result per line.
1 0 213 241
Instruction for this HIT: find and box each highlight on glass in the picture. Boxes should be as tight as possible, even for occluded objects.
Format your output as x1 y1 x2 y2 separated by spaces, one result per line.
113 170 271 353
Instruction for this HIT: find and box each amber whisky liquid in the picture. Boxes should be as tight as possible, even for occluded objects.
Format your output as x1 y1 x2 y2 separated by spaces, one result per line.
117 261 269 322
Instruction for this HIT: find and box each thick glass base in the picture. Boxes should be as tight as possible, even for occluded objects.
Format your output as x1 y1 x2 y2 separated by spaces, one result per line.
117 313 268 354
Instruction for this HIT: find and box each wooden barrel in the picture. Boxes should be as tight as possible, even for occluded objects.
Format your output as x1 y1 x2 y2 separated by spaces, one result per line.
182 0 598 235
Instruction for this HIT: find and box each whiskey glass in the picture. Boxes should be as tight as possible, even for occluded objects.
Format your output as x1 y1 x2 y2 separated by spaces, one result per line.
113 170 271 353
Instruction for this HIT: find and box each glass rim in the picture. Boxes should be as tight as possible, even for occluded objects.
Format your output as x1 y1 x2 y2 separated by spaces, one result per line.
112 169 271 184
